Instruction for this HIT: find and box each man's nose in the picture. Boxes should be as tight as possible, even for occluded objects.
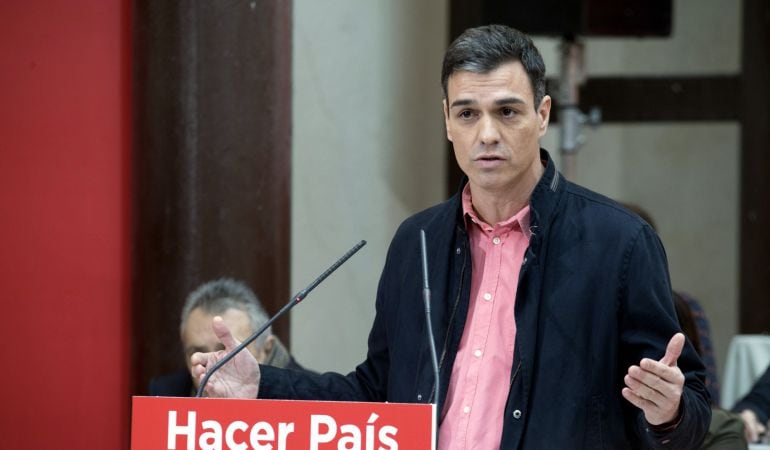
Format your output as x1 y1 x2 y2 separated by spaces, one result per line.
478 115 500 145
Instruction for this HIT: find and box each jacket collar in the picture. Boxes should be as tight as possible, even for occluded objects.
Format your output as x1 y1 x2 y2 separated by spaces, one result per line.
528 148 564 234
451 148 564 233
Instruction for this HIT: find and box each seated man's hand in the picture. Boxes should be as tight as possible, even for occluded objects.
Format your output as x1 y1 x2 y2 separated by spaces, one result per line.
191 316 261 399
739 409 767 443
622 333 686 426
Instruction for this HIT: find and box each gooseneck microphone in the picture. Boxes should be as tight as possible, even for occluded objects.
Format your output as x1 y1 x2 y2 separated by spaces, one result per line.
195 239 367 398
420 229 440 447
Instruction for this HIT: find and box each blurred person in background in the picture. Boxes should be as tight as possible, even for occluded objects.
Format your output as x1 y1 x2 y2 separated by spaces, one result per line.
733 366 770 444
673 292 747 450
150 278 308 396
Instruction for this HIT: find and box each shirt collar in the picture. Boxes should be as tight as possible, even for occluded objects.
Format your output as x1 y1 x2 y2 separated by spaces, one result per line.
461 183 531 236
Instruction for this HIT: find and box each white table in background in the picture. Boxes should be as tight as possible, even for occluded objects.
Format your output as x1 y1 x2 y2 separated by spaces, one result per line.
721 334 770 410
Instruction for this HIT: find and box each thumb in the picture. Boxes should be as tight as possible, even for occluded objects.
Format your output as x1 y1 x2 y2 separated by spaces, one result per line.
211 316 240 350
660 332 685 367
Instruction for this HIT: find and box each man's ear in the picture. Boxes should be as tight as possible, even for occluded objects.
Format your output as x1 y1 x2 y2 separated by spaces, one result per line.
263 334 276 354
443 99 453 142
537 95 552 137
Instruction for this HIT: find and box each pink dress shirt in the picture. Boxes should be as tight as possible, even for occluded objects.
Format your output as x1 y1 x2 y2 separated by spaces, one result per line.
438 184 531 450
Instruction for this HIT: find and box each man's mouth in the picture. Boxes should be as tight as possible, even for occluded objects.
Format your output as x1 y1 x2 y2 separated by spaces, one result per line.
475 154 504 162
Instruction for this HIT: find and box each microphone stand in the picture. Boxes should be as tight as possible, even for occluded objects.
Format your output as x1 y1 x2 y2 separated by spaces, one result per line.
420 229 440 450
196 240 367 397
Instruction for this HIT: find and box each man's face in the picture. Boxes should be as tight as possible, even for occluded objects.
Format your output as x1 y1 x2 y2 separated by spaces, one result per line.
182 307 267 388
444 61 550 197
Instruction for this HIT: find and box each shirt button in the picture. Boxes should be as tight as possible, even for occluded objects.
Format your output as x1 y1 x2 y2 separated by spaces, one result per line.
474 349 482 358
513 409 522 419
417 394 422 401
456 247 462 255
492 237 501 245
463 406 471 414
483 292 492 301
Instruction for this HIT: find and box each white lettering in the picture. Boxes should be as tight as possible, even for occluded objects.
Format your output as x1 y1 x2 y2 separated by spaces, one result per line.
165 411 298 450
249 421 274 450
377 426 398 450
276 422 295 450
199 420 223 450
167 411 196 450
310 415 337 450
365 413 378 450
338 424 361 450
307 413 402 450
225 420 248 450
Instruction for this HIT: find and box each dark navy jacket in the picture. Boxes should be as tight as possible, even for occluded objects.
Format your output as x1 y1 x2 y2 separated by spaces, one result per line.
260 150 711 449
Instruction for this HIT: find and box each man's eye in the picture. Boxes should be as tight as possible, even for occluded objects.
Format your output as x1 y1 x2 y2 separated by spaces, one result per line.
501 107 516 117
458 110 474 119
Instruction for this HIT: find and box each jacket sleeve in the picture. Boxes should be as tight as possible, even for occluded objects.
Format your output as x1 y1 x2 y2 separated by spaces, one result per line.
618 224 711 449
732 365 770 424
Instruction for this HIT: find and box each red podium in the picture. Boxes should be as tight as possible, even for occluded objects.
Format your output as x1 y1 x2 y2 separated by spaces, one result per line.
131 396 435 450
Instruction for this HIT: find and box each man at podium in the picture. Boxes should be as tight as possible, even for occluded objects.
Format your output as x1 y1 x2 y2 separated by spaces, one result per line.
192 25 711 449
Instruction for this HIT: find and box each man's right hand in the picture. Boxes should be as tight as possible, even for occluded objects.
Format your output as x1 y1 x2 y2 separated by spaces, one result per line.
739 409 767 443
191 316 261 399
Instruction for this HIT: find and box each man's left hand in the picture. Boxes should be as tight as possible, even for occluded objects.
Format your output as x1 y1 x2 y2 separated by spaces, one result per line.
622 333 686 426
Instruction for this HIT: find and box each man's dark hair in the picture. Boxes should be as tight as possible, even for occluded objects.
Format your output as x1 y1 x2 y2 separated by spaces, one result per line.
441 24 547 109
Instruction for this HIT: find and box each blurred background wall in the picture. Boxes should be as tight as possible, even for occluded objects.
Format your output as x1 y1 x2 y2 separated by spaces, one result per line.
537 0 742 381
290 0 449 372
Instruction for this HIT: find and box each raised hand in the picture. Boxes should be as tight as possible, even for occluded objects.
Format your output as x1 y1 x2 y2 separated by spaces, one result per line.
190 316 261 399
622 333 686 426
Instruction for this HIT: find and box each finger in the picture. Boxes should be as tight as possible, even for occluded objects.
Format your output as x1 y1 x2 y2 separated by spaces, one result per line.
624 370 682 414
191 363 206 378
659 333 684 367
745 427 757 444
190 351 205 367
746 424 759 443
624 373 664 407
204 376 219 398
740 410 761 443
190 351 216 367
622 387 657 412
211 316 240 350
639 358 686 386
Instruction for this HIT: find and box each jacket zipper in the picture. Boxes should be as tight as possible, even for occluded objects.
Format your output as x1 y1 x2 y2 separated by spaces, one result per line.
503 248 530 415
504 360 522 414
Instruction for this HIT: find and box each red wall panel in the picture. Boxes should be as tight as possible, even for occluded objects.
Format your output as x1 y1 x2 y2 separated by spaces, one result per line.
0 1 131 448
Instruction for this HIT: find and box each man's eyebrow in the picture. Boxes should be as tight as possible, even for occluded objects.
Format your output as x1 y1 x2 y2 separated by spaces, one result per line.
449 99 476 108
449 97 527 108
495 97 526 106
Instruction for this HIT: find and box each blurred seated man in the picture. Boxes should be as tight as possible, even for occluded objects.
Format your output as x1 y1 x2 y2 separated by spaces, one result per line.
733 365 770 443
673 293 747 450
150 278 307 396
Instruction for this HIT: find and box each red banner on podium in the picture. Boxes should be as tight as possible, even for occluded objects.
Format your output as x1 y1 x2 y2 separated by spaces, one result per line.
132 396 435 450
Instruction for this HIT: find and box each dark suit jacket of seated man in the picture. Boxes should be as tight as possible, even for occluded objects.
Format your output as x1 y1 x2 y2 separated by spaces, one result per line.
192 25 711 449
